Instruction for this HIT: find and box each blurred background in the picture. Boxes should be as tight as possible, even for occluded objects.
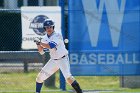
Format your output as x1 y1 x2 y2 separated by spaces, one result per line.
0 0 140 93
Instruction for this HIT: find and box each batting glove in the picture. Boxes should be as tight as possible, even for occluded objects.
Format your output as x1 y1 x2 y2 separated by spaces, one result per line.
34 37 42 45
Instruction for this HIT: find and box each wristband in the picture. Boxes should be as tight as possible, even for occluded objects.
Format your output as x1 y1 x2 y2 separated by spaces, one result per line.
39 50 45 55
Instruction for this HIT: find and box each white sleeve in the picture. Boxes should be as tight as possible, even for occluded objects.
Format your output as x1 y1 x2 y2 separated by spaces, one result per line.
41 35 50 44
51 34 62 45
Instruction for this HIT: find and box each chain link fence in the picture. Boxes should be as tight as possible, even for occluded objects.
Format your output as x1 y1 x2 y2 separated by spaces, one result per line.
0 0 60 92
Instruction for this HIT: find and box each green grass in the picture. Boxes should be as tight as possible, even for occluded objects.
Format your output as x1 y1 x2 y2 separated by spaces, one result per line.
0 71 140 93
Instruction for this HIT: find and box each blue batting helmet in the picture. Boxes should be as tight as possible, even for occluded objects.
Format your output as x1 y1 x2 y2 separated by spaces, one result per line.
43 19 55 29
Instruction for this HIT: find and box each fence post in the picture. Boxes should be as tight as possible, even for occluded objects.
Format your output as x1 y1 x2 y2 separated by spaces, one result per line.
24 61 28 73
60 71 66 90
59 0 66 90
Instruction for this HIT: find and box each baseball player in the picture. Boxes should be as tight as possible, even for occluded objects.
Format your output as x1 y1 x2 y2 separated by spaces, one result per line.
34 19 83 93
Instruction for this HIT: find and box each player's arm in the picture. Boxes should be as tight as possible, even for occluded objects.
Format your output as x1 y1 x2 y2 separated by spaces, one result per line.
39 42 51 49
40 41 57 49
40 34 61 49
39 35 57 49
37 44 45 55
34 37 58 50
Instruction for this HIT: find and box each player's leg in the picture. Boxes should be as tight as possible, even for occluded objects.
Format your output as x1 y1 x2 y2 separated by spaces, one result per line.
58 56 83 93
36 59 59 93
67 76 83 93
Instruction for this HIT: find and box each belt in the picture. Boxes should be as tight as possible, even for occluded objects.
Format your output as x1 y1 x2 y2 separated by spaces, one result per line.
54 55 66 60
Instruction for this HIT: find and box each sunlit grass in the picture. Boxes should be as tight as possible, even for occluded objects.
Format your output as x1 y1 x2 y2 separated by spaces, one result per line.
0 71 140 93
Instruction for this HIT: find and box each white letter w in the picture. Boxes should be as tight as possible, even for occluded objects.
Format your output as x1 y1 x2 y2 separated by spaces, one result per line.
82 0 126 47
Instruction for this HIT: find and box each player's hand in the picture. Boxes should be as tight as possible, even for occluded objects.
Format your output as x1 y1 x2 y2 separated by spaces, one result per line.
34 37 42 45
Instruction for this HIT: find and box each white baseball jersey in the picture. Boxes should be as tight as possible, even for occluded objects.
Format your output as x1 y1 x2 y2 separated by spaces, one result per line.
39 31 72 79
41 32 68 59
